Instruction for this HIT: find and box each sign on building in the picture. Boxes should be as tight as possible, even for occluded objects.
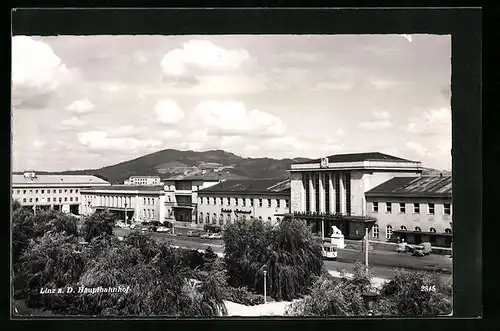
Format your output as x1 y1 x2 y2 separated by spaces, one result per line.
320 157 329 168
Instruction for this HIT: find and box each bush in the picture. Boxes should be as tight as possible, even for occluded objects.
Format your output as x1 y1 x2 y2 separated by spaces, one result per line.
223 286 265 306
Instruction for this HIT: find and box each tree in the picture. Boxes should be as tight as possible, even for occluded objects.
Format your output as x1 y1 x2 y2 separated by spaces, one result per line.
223 216 323 301
81 210 116 243
12 208 35 268
12 199 21 212
375 269 452 316
31 210 78 238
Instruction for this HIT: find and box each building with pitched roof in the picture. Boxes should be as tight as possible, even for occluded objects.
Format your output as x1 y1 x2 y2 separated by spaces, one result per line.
80 185 165 223
365 175 452 247
289 152 423 240
12 171 111 214
162 169 247 226
197 179 290 227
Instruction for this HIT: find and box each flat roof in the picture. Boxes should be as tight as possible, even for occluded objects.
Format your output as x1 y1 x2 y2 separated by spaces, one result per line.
13 174 110 186
295 152 418 165
81 185 163 193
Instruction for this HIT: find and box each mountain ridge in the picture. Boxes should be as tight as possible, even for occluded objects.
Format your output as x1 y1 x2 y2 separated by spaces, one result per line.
13 149 450 184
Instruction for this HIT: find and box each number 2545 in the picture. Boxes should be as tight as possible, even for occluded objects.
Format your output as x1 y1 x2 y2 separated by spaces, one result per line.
421 285 436 292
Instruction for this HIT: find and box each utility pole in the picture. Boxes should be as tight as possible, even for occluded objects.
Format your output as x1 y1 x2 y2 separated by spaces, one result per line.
365 227 369 267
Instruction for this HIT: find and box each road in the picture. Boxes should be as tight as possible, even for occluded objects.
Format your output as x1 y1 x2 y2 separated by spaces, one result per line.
114 228 452 284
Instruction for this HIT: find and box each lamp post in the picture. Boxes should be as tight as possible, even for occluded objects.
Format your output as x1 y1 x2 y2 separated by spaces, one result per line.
361 290 378 316
124 202 128 224
263 270 267 304
365 226 369 267
87 201 91 215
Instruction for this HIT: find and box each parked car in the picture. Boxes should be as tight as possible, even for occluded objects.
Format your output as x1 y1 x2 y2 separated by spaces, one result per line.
200 233 210 239
187 230 200 237
141 227 149 232
413 242 432 256
156 226 170 233
208 233 223 240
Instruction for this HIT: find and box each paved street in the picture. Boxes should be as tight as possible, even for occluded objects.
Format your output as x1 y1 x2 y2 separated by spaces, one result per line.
114 228 452 284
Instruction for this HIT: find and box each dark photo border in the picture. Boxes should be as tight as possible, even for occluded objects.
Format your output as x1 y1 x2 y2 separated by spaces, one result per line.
8 6 482 329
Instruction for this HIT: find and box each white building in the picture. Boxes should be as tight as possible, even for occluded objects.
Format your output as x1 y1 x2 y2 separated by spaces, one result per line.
163 170 247 227
289 152 423 240
12 171 111 214
80 185 165 223
124 176 162 186
197 179 290 228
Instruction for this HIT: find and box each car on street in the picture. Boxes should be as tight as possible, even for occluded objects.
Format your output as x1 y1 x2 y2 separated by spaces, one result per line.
208 233 223 240
321 243 338 260
156 226 170 233
200 233 211 239
186 230 200 237
412 242 432 256
141 227 149 232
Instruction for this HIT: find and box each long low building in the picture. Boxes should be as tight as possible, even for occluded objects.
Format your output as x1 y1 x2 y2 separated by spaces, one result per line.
12 171 111 214
80 185 165 223
197 179 291 227
365 175 452 247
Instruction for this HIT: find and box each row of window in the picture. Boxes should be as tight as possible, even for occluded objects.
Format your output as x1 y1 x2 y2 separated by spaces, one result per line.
21 196 78 203
198 212 280 224
13 188 79 195
199 197 289 208
372 202 451 215
143 197 156 205
142 208 155 218
372 224 453 239
84 195 133 207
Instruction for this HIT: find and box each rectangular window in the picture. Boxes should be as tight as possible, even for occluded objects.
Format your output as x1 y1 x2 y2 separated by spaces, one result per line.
23 190 26 194
35 190 38 194
428 203 435 215
413 203 420 214
242 199 246 207
250 199 254 207
399 203 406 213
75 197 78 202
345 172 351 215
444 203 451 215
48 198 51 202
17 190 20 194
64 197 68 201
75 189 79 193
30 190 33 194
335 173 341 213
386 202 392 213
373 202 379 212
325 172 330 213
315 173 320 212
70 189 73 193
35 198 39 202
29 198 33 202
235 198 238 206
23 198 26 202
144 198 146 204
53 189 56 193
65 189 67 193
70 197 73 201
59 190 62 193
267 199 272 208
259 199 263 207
285 199 289 208
41 190 44 194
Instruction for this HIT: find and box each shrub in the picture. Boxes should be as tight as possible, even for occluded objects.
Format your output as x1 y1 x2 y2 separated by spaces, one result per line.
81 210 116 243
223 286 265 306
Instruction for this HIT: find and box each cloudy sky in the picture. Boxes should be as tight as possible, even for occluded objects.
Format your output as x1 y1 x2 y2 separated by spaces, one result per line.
11 34 451 172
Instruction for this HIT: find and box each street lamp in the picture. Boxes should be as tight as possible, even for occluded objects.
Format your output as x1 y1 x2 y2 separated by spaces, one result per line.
365 227 369 267
87 201 91 215
361 290 378 316
124 202 128 224
263 269 267 304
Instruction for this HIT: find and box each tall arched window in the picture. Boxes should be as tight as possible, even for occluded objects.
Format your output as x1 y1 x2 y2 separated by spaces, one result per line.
415 226 422 232
206 214 210 224
385 225 392 239
219 214 224 225
400 225 407 230
445 228 452 234
258 216 263 221
226 213 231 223
276 217 281 222
267 217 272 222
212 213 217 224
199 213 203 223
372 224 379 239
429 227 436 233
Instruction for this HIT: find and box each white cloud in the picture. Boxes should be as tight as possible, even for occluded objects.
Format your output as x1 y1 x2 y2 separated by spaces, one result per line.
335 129 345 136
108 125 150 137
404 107 451 134
401 34 413 43
155 100 185 124
100 83 123 93
61 116 85 127
373 110 390 119
160 40 250 76
12 36 78 108
308 82 354 91
357 120 392 130
194 100 286 137
66 98 95 114
77 130 162 152
406 142 428 156
132 51 148 65
32 139 46 148
162 129 183 139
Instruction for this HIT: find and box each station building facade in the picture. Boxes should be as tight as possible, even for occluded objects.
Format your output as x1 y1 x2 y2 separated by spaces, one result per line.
163 170 247 226
197 179 290 228
365 175 452 247
80 185 165 223
124 176 162 186
289 152 423 240
12 171 111 214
